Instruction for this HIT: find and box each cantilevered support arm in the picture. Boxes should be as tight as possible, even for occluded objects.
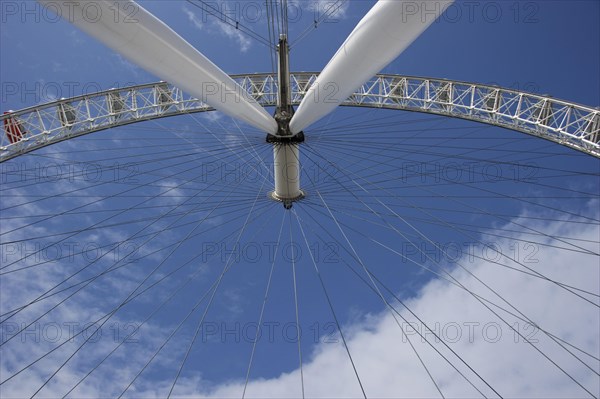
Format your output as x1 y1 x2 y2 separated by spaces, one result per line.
38 0 277 135
289 0 453 133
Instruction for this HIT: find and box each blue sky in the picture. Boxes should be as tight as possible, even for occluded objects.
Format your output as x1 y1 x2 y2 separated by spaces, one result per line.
1 1 599 398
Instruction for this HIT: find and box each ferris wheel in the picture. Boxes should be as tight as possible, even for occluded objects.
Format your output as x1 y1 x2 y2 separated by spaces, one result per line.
1 1 599 398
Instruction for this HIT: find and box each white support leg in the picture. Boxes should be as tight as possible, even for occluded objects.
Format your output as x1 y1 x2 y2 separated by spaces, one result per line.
271 144 303 208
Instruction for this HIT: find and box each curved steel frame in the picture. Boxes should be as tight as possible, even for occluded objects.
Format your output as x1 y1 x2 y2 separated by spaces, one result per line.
1 73 599 162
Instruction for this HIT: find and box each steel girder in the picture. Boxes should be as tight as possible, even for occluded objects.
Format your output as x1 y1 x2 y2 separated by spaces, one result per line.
1 73 599 162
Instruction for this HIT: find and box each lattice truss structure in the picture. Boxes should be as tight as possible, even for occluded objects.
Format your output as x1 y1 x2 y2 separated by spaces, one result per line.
2 73 599 161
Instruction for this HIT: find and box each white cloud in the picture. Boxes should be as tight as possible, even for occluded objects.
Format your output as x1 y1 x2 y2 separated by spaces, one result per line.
68 30 85 46
111 53 142 78
288 0 350 22
1 195 598 398
182 1 350 53
198 111 224 123
195 210 600 398
183 6 205 31
51 61 68 73
214 22 252 53
183 6 251 53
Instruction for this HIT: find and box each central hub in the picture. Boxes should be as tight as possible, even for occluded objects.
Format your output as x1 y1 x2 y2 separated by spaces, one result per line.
267 104 305 144
268 127 304 209
269 141 304 209
267 34 305 209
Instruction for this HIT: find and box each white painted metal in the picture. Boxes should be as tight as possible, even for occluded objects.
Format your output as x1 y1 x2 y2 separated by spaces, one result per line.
289 0 453 133
272 144 302 202
37 0 277 135
2 75 599 161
